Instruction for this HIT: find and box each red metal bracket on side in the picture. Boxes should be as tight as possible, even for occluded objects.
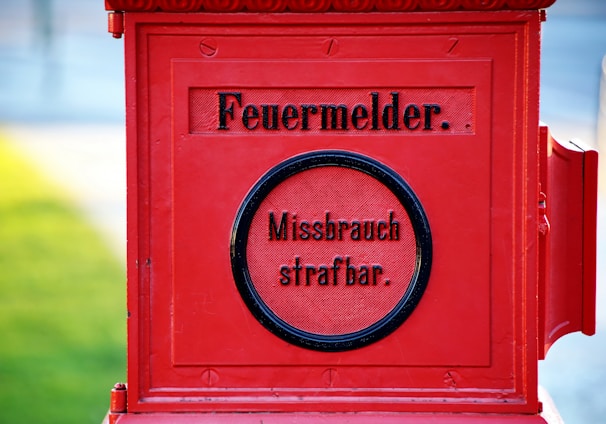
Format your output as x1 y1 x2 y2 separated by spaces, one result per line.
538 126 598 359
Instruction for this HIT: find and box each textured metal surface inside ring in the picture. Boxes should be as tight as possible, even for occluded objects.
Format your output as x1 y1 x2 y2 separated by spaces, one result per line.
231 151 432 351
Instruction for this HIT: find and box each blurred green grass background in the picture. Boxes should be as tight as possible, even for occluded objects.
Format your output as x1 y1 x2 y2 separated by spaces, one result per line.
0 134 126 423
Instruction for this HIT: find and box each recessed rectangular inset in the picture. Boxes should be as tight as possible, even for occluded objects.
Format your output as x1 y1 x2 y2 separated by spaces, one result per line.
170 59 492 368
189 88 474 135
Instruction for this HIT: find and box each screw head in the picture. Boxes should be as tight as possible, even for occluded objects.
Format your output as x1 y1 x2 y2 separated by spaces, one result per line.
200 38 218 57
113 382 126 390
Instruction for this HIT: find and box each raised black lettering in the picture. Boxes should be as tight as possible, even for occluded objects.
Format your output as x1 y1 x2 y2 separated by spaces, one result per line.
332 256 342 285
350 221 361 240
372 265 383 285
294 256 302 286
217 91 443 132
382 92 400 130
312 221 323 240
318 265 329 285
269 211 287 240
282 104 299 130
325 212 335 240
299 221 310 239
305 265 316 286
278 258 388 288
389 211 399 240
423 104 441 130
320 104 348 130
242 104 259 130
262 104 279 130
403 104 421 130
346 256 356 285
359 265 369 285
363 220 375 240
377 220 388 240
338 220 349 240
370 92 379 130
351 104 369 130
301 104 318 130
279 265 290 285
218 91 241 130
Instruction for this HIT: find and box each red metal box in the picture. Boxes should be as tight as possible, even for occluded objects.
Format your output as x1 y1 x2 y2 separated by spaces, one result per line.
104 1 596 422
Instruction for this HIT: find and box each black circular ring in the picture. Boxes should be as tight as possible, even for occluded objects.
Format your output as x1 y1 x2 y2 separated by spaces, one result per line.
230 150 432 352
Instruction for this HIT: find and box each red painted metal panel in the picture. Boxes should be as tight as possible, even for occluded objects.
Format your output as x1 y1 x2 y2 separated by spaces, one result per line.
100 0 602 420
170 59 492 367
119 11 544 415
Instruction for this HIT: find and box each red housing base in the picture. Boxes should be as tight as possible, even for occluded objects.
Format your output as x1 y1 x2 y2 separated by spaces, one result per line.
107 416 557 424
103 389 563 423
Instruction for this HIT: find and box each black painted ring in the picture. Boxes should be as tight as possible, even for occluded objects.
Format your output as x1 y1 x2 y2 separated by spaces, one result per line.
230 151 432 352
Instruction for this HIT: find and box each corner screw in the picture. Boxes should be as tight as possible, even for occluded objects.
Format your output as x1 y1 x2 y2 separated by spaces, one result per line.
323 38 338 57
200 38 218 57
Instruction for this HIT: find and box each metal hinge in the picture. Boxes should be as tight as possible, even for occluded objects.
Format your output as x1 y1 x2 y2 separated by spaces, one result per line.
538 191 550 236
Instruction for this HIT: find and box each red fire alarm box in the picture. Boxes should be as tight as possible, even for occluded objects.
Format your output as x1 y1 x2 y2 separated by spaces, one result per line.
104 1 597 423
